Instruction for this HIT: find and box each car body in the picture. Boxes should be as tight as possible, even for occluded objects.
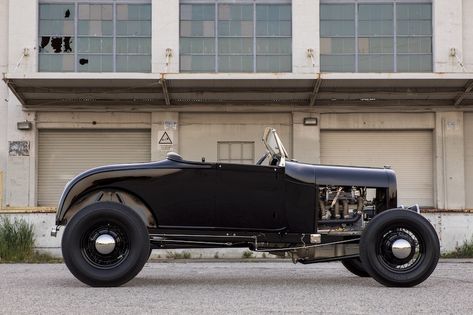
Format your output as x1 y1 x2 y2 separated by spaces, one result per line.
53 128 440 287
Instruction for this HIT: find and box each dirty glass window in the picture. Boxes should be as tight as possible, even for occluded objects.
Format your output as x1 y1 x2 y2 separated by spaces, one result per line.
39 2 151 72
396 3 432 72
320 1 432 73
180 1 291 73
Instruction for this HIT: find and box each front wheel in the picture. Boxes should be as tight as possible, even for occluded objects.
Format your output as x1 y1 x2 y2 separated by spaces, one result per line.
360 209 439 287
62 201 150 287
341 258 370 277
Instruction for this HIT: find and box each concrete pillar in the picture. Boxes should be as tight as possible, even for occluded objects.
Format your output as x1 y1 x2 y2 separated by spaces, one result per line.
151 112 179 161
5 101 36 207
1 0 9 204
433 0 464 72
292 0 319 74
152 0 179 73
8 0 37 73
462 0 473 71
292 112 320 164
435 111 465 210
3 0 38 208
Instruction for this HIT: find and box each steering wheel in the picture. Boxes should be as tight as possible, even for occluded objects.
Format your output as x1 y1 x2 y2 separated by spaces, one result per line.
256 151 270 165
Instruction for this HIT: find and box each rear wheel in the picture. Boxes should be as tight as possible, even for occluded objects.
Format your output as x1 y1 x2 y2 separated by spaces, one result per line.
341 258 370 277
360 209 439 287
62 201 150 287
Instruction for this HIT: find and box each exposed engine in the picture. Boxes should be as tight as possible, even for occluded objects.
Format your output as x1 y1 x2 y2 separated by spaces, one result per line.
318 185 375 221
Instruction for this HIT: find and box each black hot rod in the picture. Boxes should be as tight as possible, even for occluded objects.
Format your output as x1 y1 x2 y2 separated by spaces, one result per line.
52 128 439 287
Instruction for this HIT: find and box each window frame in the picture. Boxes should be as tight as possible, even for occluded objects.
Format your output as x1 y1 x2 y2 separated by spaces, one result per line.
180 0 292 73
320 0 433 73
38 0 151 73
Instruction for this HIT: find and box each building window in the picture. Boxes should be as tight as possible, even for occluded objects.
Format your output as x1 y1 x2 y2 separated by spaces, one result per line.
320 1 432 72
180 1 292 73
218 141 255 164
39 1 151 72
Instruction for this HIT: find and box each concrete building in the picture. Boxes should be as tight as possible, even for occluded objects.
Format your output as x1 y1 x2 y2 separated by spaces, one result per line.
0 0 472 253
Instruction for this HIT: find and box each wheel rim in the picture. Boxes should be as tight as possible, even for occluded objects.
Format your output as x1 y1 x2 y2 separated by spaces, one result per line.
376 226 424 273
80 222 130 269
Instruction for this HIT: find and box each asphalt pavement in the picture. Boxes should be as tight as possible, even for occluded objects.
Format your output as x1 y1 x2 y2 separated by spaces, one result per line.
0 260 472 314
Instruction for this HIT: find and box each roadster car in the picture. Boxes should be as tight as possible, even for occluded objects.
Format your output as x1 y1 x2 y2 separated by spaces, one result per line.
52 128 440 287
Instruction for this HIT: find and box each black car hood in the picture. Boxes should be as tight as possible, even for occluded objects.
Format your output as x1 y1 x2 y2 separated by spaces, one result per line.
285 161 396 188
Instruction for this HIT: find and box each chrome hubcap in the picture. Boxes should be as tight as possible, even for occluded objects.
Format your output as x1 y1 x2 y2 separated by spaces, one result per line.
391 238 412 259
95 234 116 255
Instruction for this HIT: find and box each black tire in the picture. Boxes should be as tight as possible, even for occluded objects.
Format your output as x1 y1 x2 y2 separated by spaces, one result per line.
62 201 150 287
341 258 370 277
360 209 440 287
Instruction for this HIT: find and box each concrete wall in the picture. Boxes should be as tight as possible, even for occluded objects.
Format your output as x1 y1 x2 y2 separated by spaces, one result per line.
462 0 473 71
293 0 319 74
433 0 464 72
434 112 465 210
153 0 179 73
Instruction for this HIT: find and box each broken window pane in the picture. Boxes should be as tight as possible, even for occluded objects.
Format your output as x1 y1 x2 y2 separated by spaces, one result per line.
39 36 74 54
78 54 113 72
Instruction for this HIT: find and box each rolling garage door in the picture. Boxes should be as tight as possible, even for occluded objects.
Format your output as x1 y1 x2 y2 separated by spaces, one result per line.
321 130 433 207
38 130 151 206
465 113 473 208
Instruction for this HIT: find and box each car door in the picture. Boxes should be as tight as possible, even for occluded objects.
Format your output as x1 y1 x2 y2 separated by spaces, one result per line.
150 164 217 229
214 163 286 231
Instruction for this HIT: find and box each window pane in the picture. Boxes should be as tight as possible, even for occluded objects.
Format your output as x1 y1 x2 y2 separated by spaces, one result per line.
358 4 393 20
256 38 291 54
397 20 432 36
116 55 151 72
320 37 355 54
218 55 253 72
77 37 112 53
219 38 253 54
358 20 393 36
180 55 215 72
358 37 393 54
256 55 291 72
320 55 355 72
39 54 74 72
397 54 432 72
180 38 215 54
397 4 432 20
39 20 75 36
397 37 431 54
219 21 253 37
320 20 355 37
218 4 252 21
358 54 394 72
320 4 354 20
114 37 150 54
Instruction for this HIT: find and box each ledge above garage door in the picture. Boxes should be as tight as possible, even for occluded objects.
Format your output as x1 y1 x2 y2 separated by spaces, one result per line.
3 72 473 108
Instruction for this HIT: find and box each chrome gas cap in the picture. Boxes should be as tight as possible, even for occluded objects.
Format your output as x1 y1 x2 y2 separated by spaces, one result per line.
95 234 116 255
391 239 412 259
